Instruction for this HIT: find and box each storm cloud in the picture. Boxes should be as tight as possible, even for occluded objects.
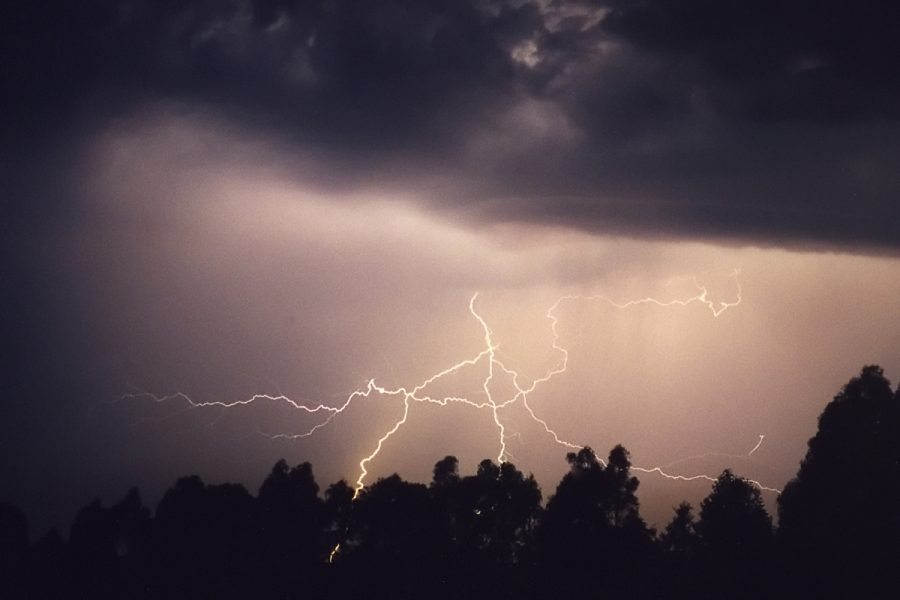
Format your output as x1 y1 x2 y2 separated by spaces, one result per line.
4 0 899 250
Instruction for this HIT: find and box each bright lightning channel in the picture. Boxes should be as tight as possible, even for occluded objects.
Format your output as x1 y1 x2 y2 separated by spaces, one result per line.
124 269 781 497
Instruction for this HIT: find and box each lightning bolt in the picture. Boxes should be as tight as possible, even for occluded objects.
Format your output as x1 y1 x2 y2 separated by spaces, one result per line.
655 434 767 472
123 268 781 496
748 434 765 456
328 543 341 563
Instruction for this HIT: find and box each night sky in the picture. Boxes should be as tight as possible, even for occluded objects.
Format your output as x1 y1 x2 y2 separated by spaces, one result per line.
3 0 900 534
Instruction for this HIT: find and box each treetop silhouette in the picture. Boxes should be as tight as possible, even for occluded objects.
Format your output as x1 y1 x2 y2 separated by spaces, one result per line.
3 366 898 599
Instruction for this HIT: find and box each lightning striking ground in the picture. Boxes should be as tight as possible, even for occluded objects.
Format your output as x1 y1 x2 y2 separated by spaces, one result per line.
124 269 782 496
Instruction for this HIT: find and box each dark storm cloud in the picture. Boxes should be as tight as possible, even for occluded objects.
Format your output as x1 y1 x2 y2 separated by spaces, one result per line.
2 0 534 150
2 0 899 249
602 0 900 121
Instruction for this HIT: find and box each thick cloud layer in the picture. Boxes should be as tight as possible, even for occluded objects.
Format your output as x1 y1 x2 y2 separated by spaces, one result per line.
3 0 899 250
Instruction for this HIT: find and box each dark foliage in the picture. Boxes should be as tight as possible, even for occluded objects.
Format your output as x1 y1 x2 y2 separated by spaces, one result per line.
696 470 774 598
2 365 898 599
777 365 900 598
538 445 657 597
0 502 28 598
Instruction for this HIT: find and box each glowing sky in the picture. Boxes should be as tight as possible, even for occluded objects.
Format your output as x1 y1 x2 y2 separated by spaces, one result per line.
3 1 900 532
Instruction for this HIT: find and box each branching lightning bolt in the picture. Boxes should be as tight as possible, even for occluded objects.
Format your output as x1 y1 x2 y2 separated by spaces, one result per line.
123 268 781 497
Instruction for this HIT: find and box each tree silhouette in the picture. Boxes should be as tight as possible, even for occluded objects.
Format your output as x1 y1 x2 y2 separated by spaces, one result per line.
696 469 773 599
431 455 461 489
777 365 900 597
659 501 700 600
451 459 541 566
256 460 326 597
152 476 257 599
67 488 151 598
28 527 66 599
698 470 772 559
539 445 654 598
9 367 900 600
337 474 452 598
428 457 542 598
0 502 28 599
661 501 698 557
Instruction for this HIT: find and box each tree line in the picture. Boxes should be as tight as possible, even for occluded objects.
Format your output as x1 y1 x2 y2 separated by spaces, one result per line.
2 365 898 599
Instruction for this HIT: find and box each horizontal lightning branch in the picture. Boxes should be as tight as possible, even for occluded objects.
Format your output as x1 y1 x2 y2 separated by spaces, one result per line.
125 268 781 496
